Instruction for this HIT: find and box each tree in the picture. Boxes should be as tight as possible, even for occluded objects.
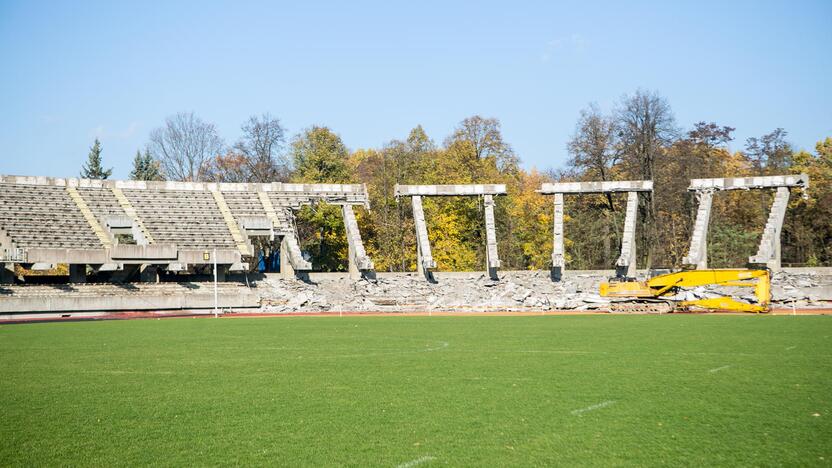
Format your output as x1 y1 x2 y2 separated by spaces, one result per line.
744 128 792 174
658 122 738 265
147 112 225 182
290 126 352 183
445 116 518 172
567 104 619 182
615 89 677 183
290 126 354 271
786 137 832 264
202 151 249 183
234 114 290 183
615 89 678 268
129 150 163 181
80 138 112 179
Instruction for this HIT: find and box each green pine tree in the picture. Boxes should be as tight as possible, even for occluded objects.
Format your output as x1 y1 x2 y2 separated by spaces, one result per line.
80 138 113 179
129 149 163 181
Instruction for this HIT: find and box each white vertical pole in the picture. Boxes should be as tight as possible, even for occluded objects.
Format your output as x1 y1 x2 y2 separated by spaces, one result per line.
213 248 218 318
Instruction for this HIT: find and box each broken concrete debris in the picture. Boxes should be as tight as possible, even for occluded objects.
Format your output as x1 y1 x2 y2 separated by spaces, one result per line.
254 269 832 313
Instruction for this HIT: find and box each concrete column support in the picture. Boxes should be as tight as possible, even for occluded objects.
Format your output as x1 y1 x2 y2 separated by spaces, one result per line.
539 180 652 281
140 265 160 283
750 186 790 271
342 205 374 280
215 265 228 282
551 193 565 281
1 263 14 284
68 264 86 283
483 195 500 280
684 174 807 271
279 234 311 279
412 196 436 281
683 190 714 270
615 191 639 278
279 239 295 279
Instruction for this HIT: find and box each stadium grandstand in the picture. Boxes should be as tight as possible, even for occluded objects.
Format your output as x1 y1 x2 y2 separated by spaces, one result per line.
0 175 374 286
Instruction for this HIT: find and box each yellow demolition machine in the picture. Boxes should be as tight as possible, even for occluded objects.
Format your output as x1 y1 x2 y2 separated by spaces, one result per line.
599 269 771 313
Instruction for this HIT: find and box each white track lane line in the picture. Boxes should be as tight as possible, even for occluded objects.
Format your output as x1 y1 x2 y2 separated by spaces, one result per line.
571 400 616 415
396 455 436 468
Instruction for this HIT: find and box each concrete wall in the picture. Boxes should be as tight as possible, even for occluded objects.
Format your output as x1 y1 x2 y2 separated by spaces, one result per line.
0 290 259 314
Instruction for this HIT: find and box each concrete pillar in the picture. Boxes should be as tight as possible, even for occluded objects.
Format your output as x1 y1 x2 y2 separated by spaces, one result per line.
615 191 639 278
411 196 436 281
279 233 311 279
140 265 160 283
551 193 565 281
683 190 713 270
342 205 374 280
216 265 227 282
1 263 14 284
483 195 500 280
279 237 295 279
750 186 790 271
110 264 139 283
69 264 86 283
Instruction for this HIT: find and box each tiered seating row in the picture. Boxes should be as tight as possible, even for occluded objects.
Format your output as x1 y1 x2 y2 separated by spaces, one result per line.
123 189 236 249
0 178 370 253
0 184 101 249
77 187 128 219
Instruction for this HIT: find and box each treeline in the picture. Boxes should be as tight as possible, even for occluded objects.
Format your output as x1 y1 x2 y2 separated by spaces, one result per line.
80 90 832 270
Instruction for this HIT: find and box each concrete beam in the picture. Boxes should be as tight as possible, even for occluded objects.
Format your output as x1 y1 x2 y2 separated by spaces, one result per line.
342 205 374 279
749 186 790 270
110 244 178 261
615 192 639 278
483 195 500 280
25 249 108 265
539 180 653 194
0 175 369 196
178 249 242 266
395 184 507 197
411 196 436 280
682 190 713 269
688 173 809 191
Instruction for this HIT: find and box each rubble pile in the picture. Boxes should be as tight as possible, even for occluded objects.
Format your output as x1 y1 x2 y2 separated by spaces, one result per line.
770 270 832 306
257 271 610 313
252 269 832 313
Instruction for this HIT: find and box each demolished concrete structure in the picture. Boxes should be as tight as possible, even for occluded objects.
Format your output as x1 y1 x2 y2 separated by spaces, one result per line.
538 180 653 281
1 268 830 319
394 184 506 281
0 176 374 283
683 174 809 271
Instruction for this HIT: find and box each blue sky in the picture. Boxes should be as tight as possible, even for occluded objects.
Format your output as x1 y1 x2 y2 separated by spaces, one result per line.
1 0 830 179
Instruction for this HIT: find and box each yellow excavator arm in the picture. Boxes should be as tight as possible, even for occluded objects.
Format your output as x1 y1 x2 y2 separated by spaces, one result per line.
600 269 770 313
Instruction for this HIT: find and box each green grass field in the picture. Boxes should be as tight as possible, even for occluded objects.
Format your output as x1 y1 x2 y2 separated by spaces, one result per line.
1 315 831 466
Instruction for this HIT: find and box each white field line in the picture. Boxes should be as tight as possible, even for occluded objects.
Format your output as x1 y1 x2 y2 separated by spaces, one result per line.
571 400 615 415
84 370 175 375
786 345 796 350
396 455 436 468
708 365 732 373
